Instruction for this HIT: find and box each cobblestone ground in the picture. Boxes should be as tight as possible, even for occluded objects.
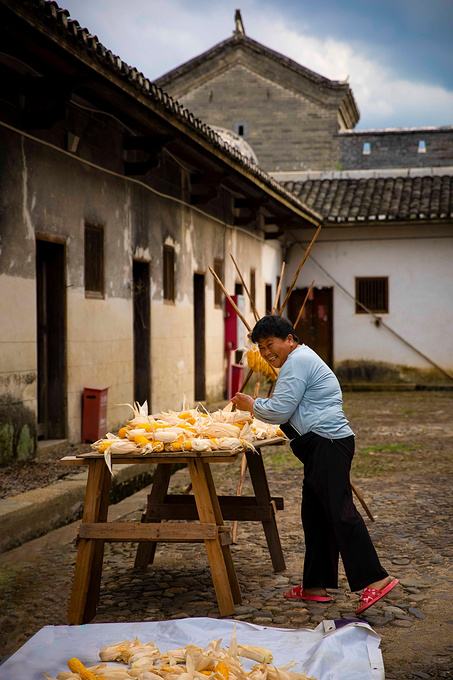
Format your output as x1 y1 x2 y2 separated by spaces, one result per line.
1 392 452 679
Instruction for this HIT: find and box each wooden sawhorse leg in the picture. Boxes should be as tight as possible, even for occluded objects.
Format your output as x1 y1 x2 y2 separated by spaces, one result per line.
188 459 241 616
134 463 172 569
67 459 111 624
246 450 286 572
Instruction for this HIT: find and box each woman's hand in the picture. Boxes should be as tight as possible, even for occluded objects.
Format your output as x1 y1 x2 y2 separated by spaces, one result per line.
231 392 255 413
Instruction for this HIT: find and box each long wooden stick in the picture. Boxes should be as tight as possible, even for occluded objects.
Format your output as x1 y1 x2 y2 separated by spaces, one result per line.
232 453 248 543
230 254 260 323
272 261 286 314
294 279 315 328
209 266 251 332
278 224 322 316
350 481 375 522
240 368 254 392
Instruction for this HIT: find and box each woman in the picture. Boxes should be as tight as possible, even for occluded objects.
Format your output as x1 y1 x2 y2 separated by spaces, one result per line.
232 315 398 615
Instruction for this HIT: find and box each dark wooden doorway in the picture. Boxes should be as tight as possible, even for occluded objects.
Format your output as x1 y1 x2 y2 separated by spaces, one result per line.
288 286 333 367
36 239 66 439
193 273 206 401
133 260 151 406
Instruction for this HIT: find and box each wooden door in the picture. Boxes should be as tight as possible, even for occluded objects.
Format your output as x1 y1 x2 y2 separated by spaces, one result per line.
288 286 333 367
36 239 66 439
133 260 151 405
194 273 206 401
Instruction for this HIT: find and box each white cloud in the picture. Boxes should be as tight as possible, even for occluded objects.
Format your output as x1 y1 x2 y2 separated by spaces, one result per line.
63 0 453 128
252 15 453 128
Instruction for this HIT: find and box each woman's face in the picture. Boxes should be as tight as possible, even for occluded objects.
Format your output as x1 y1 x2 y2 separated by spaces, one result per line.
257 334 297 369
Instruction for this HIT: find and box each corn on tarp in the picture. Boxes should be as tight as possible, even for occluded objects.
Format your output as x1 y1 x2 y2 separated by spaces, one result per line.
0 618 384 680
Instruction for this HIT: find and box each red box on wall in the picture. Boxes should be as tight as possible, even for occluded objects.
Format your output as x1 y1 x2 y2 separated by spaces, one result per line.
82 387 109 443
231 364 244 395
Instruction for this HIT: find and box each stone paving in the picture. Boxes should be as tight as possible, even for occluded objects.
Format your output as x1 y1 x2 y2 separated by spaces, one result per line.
0 392 452 678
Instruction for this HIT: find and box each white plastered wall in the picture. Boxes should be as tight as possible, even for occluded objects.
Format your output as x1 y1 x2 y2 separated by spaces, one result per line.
283 224 453 371
66 288 133 442
0 274 37 416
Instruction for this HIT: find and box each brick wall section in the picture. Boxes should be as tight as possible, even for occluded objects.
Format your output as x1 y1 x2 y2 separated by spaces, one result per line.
175 65 341 172
339 128 453 169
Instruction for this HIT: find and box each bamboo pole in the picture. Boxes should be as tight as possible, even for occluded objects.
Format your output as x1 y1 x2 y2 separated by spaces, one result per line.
272 261 286 314
350 481 375 522
232 453 248 543
278 224 322 316
294 279 315 328
230 254 260 322
209 266 251 332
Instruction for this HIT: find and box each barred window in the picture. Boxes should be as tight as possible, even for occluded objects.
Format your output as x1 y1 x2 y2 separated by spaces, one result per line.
163 244 175 302
355 277 388 314
213 258 223 307
85 224 104 297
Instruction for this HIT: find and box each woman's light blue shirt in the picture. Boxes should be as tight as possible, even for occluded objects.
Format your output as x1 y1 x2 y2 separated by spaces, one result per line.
253 344 354 439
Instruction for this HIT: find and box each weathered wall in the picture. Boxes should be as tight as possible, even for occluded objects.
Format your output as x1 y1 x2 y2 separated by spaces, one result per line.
283 223 453 375
339 128 453 170
0 122 273 459
174 64 341 173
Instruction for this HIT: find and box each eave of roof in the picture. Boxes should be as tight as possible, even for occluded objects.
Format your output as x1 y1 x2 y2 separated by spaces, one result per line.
281 174 453 224
1 0 322 227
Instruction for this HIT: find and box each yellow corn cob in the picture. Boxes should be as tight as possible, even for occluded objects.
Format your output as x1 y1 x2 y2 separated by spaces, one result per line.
135 422 152 432
215 662 229 679
133 434 149 447
183 440 192 451
151 441 164 452
167 442 183 451
97 442 112 453
67 658 104 680
118 427 130 438
247 349 278 380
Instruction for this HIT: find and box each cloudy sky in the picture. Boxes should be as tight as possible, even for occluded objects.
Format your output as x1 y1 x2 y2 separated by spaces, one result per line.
61 0 453 130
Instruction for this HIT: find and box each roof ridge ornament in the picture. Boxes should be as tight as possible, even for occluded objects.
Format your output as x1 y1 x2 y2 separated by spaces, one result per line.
234 9 246 36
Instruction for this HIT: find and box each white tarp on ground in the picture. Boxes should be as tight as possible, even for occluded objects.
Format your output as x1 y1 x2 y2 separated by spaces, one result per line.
0 617 384 680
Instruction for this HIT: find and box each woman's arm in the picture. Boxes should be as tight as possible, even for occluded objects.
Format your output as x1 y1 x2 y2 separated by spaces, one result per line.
231 392 255 412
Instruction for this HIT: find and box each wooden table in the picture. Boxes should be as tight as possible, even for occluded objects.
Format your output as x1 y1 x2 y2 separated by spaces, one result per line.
61 442 285 625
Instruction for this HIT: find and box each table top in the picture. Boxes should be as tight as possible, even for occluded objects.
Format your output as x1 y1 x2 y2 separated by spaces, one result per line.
60 438 285 466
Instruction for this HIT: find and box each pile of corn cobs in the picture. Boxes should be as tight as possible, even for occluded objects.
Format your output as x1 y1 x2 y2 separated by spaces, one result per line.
91 402 285 472
45 626 313 679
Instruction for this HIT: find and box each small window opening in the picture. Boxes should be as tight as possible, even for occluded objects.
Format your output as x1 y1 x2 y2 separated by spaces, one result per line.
85 224 104 297
163 244 175 302
233 122 248 138
355 277 388 314
418 140 426 153
362 142 371 155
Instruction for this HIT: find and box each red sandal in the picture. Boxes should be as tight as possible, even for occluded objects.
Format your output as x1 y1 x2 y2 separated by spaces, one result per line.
355 578 399 615
284 584 332 602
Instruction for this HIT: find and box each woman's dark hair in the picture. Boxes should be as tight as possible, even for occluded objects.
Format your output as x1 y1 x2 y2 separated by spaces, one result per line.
251 316 299 344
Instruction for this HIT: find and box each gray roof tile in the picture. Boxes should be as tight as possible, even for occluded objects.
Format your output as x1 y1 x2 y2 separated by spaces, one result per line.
282 175 453 223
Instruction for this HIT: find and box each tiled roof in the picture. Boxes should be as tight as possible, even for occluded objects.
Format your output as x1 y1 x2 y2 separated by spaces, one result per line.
5 0 321 225
281 175 453 223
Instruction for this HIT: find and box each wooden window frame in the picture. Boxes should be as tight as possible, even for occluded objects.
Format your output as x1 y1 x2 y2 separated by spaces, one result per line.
163 244 175 302
84 223 104 299
213 258 223 308
355 276 388 314
250 268 256 311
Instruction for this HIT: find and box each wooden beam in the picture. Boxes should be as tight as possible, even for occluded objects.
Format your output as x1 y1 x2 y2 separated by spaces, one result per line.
79 521 219 542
